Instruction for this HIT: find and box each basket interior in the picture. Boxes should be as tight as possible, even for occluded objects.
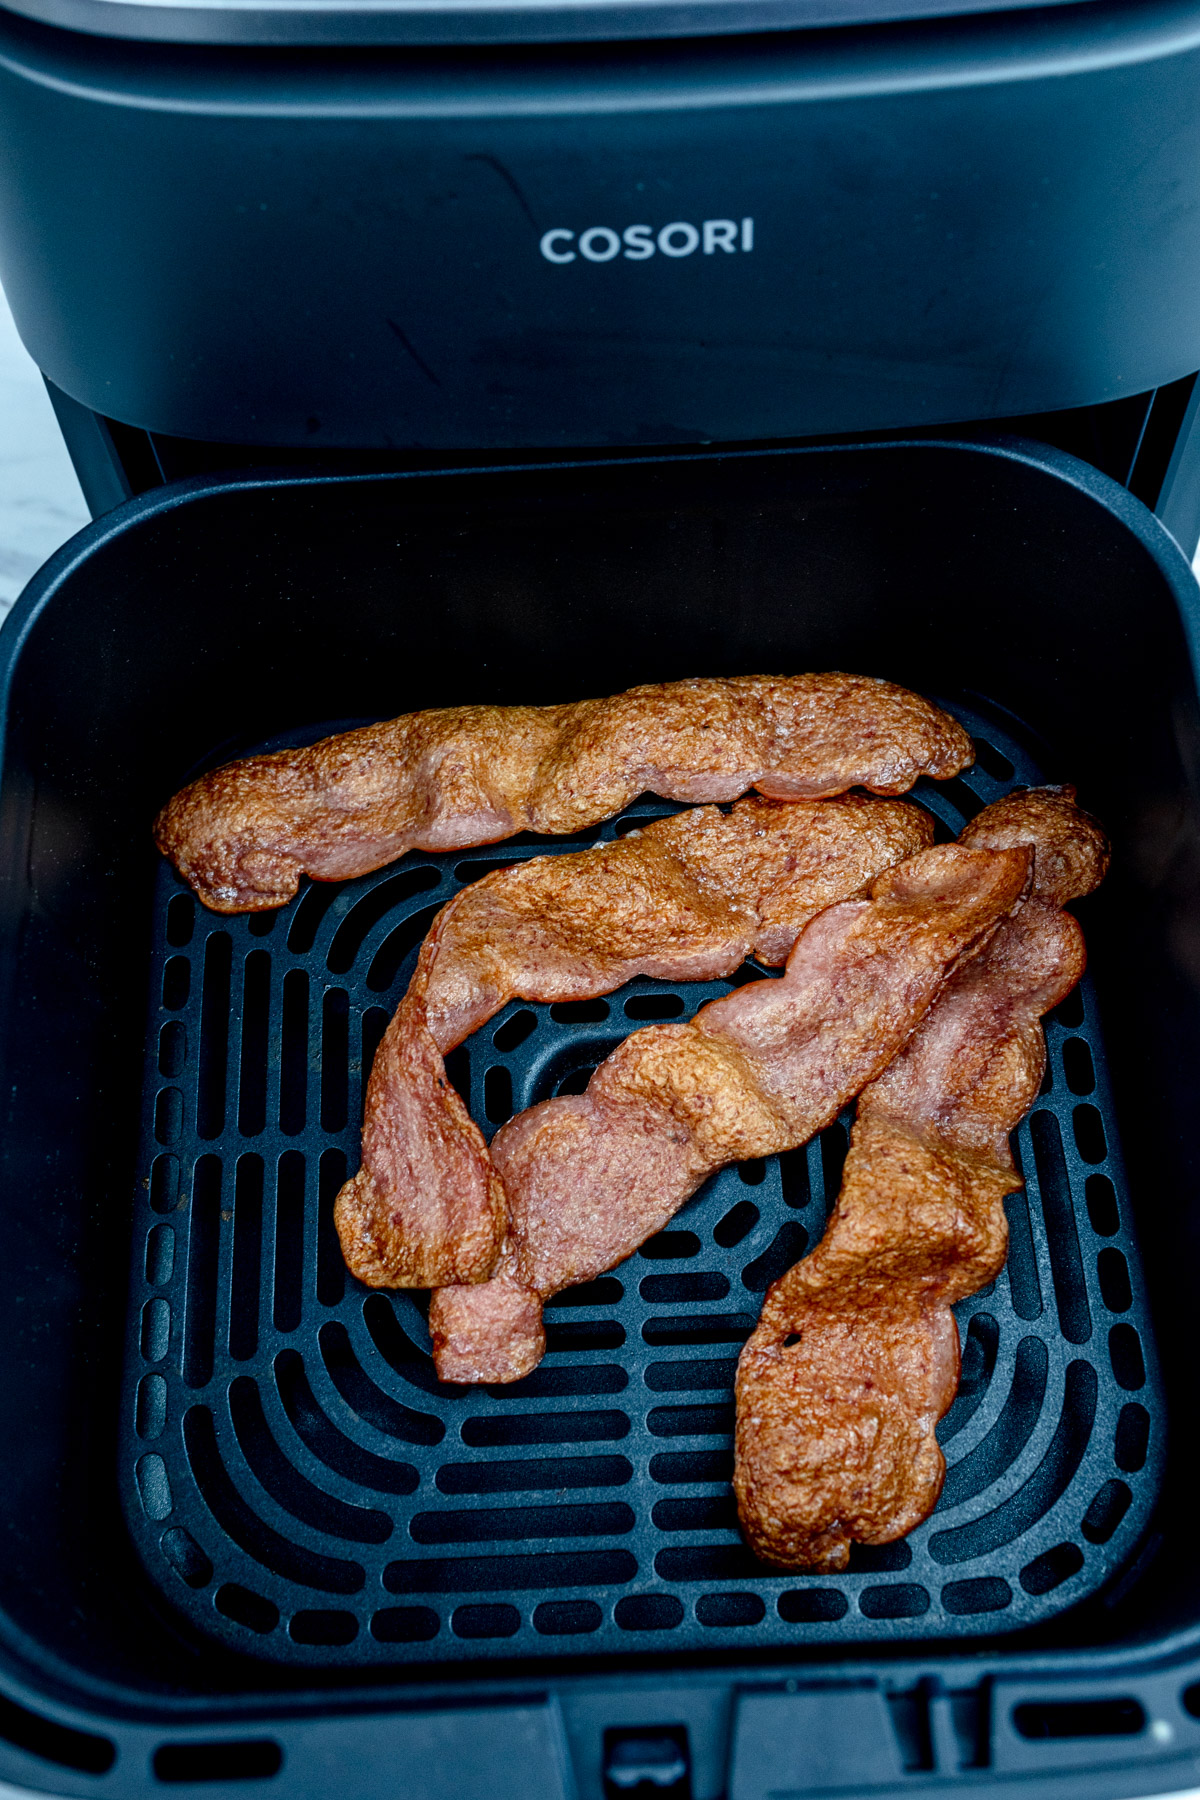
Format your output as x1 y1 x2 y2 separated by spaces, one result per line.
0 440 1196 1718
122 705 1162 1667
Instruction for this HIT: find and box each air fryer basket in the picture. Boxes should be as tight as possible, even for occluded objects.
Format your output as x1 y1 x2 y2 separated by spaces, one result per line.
3 437 1200 1800
124 704 1162 1665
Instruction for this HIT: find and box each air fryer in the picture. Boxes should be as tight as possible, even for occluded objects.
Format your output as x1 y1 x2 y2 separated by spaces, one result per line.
1 7 1200 1800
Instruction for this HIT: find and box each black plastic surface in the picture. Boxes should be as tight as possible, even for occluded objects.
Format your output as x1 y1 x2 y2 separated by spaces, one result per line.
46 366 1200 567
4 4 1200 447
122 705 1163 1665
0 440 1198 1798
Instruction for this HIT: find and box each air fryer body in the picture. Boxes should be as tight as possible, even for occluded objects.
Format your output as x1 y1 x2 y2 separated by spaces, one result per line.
4 5 1200 1800
2 3 1200 450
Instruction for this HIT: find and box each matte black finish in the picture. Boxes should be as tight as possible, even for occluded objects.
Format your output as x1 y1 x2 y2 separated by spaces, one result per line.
126 709 1161 1665
2 438 1200 1798
4 4 1200 448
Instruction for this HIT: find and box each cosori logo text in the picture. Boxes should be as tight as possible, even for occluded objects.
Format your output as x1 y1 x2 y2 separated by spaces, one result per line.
539 218 754 263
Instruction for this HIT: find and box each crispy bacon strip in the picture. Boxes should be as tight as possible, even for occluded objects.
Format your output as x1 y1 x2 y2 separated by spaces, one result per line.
154 674 972 913
428 840 1030 1381
335 794 933 1288
733 788 1108 1571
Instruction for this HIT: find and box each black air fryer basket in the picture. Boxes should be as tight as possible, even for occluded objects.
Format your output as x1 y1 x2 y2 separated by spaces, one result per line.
0 439 1198 1800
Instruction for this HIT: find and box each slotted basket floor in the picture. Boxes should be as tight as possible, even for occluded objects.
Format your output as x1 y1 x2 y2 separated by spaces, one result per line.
123 701 1164 1664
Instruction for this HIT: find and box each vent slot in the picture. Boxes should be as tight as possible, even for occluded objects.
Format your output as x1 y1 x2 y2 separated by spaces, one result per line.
367 901 445 992
238 951 271 1136
279 970 309 1135
408 1502 635 1543
1029 1111 1091 1343
229 1156 263 1361
0 1697 115 1775
1012 1700 1144 1740
936 1336 1047 1510
461 1410 630 1447
385 1549 638 1593
713 1201 759 1247
183 1156 222 1388
436 1456 633 1495
196 934 232 1140
272 1152 306 1333
153 1741 283 1783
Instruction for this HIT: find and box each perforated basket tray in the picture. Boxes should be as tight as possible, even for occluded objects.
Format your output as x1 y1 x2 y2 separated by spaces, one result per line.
122 700 1164 1665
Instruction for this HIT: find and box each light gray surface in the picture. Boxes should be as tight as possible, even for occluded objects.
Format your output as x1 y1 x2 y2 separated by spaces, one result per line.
0 284 88 617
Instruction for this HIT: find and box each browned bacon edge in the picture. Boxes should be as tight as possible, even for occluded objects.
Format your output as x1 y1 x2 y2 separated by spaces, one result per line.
154 673 972 913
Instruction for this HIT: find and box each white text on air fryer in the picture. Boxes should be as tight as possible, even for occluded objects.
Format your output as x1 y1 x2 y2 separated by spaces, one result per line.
539 219 754 263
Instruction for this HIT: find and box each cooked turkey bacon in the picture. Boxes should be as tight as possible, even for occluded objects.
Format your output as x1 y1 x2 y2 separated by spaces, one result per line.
422 793 937 1043
427 840 1029 1383
154 674 972 913
334 793 934 1289
733 788 1107 1571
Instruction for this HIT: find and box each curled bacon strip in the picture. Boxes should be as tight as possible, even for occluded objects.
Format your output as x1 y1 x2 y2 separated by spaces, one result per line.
733 788 1108 1571
335 794 933 1288
155 674 971 913
428 839 1029 1382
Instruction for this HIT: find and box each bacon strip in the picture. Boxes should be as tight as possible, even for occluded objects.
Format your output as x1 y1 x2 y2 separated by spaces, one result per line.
428 840 1030 1381
336 794 933 1288
733 788 1108 1571
154 674 972 914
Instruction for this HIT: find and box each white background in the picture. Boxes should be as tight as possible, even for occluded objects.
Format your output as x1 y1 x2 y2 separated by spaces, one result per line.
0 284 88 614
